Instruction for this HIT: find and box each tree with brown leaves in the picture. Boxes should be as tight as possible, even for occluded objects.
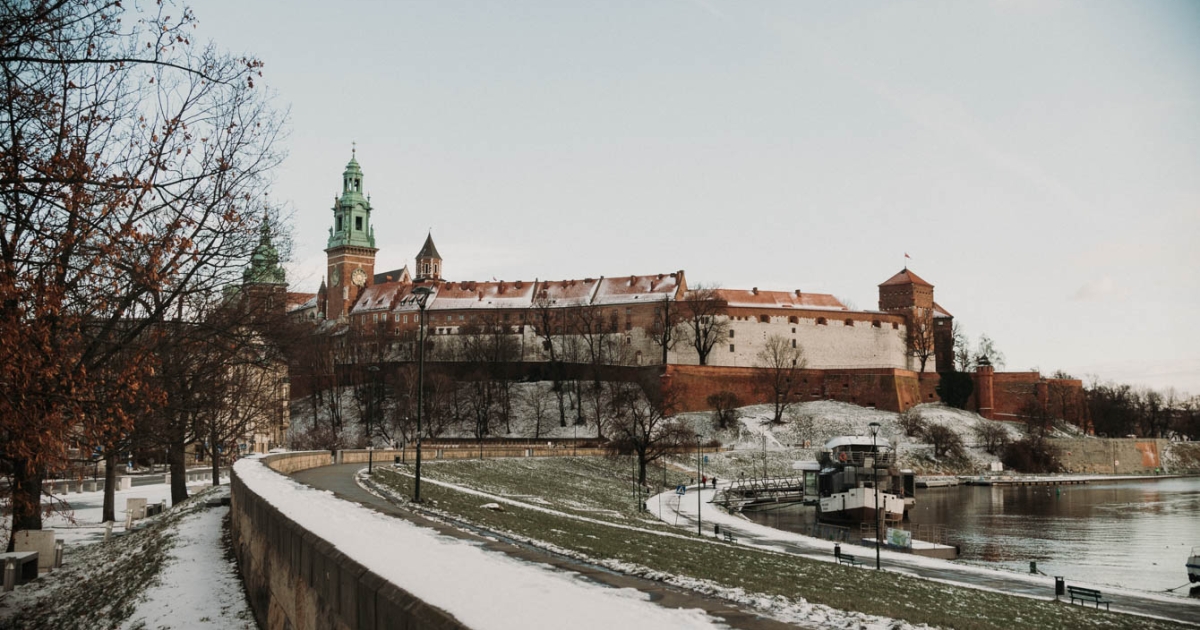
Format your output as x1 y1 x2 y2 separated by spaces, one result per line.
0 1 283 546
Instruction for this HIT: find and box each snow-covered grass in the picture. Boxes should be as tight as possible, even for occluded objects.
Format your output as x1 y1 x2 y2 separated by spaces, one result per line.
0 484 252 630
235 456 723 630
368 457 1179 630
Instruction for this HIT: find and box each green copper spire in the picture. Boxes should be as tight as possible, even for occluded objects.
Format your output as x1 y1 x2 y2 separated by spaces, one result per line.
244 215 287 285
327 146 376 249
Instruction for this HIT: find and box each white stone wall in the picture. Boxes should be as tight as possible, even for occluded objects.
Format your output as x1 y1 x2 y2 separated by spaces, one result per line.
669 314 915 370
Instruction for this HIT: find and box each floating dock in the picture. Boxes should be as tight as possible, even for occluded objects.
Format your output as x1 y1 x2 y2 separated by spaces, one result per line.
960 476 1090 487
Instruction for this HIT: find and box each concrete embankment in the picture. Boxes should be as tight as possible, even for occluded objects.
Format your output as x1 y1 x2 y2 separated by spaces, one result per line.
1049 438 1200 475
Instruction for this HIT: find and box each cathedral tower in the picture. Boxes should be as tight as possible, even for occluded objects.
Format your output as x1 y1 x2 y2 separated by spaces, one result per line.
414 232 443 283
325 149 378 319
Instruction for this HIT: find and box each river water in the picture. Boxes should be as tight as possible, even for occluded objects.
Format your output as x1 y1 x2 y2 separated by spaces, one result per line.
745 476 1200 596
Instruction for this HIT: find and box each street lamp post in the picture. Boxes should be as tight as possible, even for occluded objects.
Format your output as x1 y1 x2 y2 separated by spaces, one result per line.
412 286 434 502
869 421 881 570
695 433 703 536
367 365 379 474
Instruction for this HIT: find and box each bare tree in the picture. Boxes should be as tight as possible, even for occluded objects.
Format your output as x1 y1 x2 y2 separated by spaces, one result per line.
973 422 1010 456
680 285 729 366
756 335 806 424
906 310 936 372
649 294 683 365
923 424 966 460
605 383 691 485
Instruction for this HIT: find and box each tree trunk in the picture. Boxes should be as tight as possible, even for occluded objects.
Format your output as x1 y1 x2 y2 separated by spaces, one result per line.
211 447 222 487
168 441 189 505
7 459 43 550
102 451 118 522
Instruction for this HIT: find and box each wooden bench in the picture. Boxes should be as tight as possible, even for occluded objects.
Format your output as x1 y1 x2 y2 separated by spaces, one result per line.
837 554 864 568
1 551 39 588
723 531 737 544
1067 586 1110 610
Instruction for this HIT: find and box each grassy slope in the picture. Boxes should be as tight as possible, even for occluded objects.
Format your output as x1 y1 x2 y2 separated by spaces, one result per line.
0 488 221 630
371 457 1186 630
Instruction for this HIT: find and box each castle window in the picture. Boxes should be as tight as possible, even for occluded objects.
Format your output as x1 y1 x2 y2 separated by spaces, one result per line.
355 216 363 231
403 315 408 324
729 330 735 338
792 327 796 333
729 344 735 352
759 315 770 323
788 316 798 324
872 320 881 328
792 339 797 348
892 322 899 330
817 318 827 326
424 264 430 275
433 264 439 275
460 314 465 321
844 319 854 326
626 321 632 331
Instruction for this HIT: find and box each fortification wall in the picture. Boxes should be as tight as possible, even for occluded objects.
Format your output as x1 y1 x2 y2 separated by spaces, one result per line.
662 364 921 413
670 313 912 371
231 452 467 630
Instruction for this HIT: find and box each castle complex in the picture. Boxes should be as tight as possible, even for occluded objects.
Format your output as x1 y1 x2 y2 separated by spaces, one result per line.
290 153 1082 421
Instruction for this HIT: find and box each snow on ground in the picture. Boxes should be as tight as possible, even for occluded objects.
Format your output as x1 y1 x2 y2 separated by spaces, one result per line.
118 486 255 630
369 467 925 630
2 475 230 548
235 457 722 630
649 483 1198 609
0 479 251 630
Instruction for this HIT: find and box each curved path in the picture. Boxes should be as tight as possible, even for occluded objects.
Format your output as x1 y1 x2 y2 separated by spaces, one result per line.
291 463 807 630
662 486 1200 626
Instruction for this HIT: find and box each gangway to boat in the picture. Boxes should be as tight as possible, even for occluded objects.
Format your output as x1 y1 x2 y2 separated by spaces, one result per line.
716 474 810 511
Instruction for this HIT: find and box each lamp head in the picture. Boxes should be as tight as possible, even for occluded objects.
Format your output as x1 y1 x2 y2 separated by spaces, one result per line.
868 421 880 437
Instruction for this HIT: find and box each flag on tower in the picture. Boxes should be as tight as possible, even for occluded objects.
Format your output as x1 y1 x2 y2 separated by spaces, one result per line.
905 252 911 259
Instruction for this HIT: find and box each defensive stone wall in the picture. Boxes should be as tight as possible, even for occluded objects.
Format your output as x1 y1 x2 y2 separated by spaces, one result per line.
662 364 922 413
231 452 467 630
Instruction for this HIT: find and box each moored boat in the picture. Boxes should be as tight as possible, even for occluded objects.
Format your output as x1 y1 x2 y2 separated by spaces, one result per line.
1188 547 1200 583
814 436 911 526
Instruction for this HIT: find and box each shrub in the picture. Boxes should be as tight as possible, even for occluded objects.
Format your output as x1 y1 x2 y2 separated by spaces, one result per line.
1001 437 1062 473
707 391 741 429
897 408 927 437
923 424 966 460
974 422 1011 456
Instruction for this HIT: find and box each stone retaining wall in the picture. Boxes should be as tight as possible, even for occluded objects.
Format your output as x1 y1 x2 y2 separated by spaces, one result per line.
230 452 467 630
1050 438 1200 474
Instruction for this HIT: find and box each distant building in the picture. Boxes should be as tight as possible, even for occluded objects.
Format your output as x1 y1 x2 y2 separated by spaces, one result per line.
292 152 1083 422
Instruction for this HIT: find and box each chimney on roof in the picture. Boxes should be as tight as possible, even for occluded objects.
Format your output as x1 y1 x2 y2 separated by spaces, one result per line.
629 275 636 286
795 290 802 297
515 281 523 289
752 287 758 295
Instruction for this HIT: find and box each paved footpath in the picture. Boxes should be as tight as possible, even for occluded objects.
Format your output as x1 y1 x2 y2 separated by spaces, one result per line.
665 486 1200 627
292 463 809 630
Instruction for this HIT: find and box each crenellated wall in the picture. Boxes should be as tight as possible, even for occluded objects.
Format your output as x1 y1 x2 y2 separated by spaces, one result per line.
231 452 468 630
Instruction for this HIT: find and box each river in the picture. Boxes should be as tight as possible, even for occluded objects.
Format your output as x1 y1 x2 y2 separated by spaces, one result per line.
745 476 1200 596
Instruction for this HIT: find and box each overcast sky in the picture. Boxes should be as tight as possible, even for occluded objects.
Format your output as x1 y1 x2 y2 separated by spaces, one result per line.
195 1 1200 394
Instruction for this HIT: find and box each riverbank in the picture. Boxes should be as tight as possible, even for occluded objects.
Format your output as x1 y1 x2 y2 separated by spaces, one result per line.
366 456 1194 629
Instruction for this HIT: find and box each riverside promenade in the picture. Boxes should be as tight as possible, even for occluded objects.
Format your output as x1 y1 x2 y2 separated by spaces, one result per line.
661 485 1200 626
291 463 805 630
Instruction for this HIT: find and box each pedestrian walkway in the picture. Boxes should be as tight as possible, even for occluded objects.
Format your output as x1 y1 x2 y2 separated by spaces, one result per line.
656 485 1200 626
291 464 809 630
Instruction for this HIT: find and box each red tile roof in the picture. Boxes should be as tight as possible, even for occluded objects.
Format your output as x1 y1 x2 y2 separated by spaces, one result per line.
710 289 846 311
879 268 933 287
